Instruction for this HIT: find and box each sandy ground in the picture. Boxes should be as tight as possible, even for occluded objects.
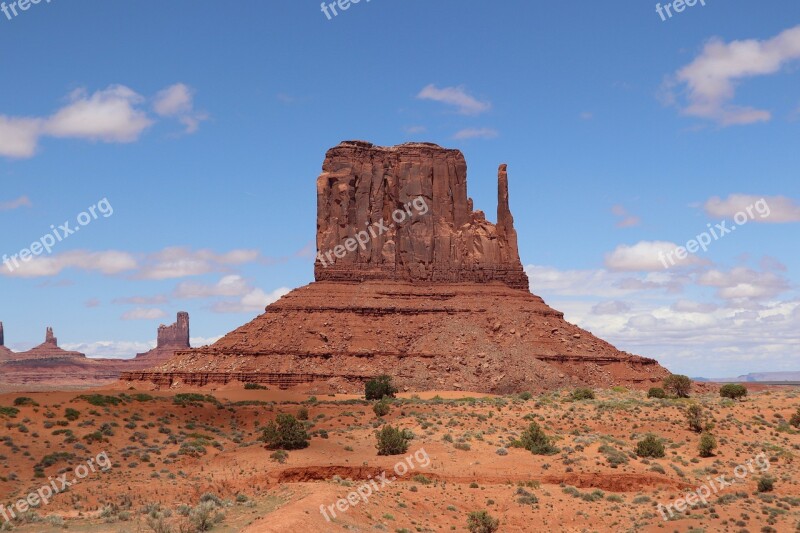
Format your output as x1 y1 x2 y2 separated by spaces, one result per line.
1 384 798 532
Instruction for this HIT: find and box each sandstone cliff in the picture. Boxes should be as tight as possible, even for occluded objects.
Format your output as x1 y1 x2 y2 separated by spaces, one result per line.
122 142 671 393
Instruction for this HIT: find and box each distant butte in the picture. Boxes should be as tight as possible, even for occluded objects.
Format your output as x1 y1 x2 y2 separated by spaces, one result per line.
123 141 671 393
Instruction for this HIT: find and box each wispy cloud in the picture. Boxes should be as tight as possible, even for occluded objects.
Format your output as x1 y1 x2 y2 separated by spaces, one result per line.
0 195 32 211
136 247 261 280
605 241 705 271
453 128 498 140
153 83 208 134
666 25 800 125
210 287 291 314
1 250 138 278
705 194 800 223
416 84 491 115
611 204 641 228
121 308 166 321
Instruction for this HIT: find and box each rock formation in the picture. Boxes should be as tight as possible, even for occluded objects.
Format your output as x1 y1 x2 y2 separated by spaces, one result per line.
0 313 193 390
121 141 671 393
0 321 12 360
315 142 528 289
13 327 85 361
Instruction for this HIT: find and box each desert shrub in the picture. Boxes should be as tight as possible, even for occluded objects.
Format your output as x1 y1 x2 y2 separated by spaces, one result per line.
64 408 80 421
647 387 667 399
571 388 595 401
269 450 288 463
518 392 532 401
244 383 267 390
698 432 717 458
757 476 775 493
77 394 122 407
173 393 218 406
0 406 20 418
261 414 310 450
686 404 705 433
296 407 309 420
636 434 665 458
365 375 397 401
373 398 391 417
13 397 38 406
719 383 747 400
663 375 692 398
376 425 410 456
132 393 154 402
467 510 499 533
190 501 224 531
520 422 558 455
790 409 800 428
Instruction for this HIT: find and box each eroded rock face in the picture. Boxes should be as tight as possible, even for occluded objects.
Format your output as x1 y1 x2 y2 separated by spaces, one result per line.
157 312 190 348
121 141 673 394
315 142 528 290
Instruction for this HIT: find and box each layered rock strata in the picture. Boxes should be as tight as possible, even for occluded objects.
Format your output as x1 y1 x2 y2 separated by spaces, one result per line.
121 142 672 393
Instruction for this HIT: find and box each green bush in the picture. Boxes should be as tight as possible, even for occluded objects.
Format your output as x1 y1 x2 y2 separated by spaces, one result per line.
244 383 267 390
570 388 595 401
467 510 499 533
297 407 309 420
375 425 410 456
663 375 692 398
0 406 20 417
520 422 558 455
373 398 391 417
13 397 38 406
686 404 705 433
77 394 122 407
790 409 800 428
261 414 310 450
636 434 665 458
647 387 667 399
365 375 397 401
757 476 775 493
64 408 80 421
719 384 747 400
698 432 717 458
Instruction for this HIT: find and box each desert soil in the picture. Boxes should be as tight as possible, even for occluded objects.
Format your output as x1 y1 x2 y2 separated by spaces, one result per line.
1 384 798 532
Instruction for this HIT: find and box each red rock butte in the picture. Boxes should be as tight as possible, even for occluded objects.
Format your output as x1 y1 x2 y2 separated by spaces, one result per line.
122 141 670 393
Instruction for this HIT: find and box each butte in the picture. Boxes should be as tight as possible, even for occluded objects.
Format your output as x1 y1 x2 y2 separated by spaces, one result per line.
122 141 670 393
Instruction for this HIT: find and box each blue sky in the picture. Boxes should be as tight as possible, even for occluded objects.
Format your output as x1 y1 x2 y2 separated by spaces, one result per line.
0 0 798 377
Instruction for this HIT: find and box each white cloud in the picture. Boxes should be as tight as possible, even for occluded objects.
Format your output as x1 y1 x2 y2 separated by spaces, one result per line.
0 83 204 159
604 241 704 271
704 194 800 223
112 295 169 305
591 300 631 315
121 308 167 321
174 274 251 299
44 85 153 142
153 83 208 134
0 117 42 158
62 340 156 359
669 25 800 125
211 287 291 314
0 195 32 211
697 267 790 300
670 299 718 313
416 84 491 115
453 128 498 140
137 247 261 280
1 250 137 278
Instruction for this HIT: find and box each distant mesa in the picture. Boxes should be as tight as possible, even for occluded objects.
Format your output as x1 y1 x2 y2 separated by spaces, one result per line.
123 141 671 393
0 312 192 389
